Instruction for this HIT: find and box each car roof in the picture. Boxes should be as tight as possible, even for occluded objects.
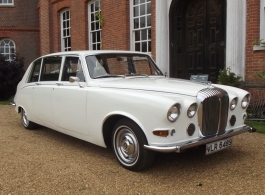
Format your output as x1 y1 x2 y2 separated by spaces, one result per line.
41 50 149 58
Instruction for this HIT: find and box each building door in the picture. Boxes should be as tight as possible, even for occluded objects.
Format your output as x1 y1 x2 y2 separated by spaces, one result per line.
170 0 226 83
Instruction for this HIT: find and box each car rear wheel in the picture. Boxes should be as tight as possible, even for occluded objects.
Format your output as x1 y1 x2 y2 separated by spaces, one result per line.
112 118 155 171
21 108 37 130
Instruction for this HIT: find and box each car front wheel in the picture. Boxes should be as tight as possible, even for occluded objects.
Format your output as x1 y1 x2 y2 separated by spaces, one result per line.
112 118 155 171
21 108 37 130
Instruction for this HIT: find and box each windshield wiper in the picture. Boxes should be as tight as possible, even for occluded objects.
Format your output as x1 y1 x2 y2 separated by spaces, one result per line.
124 73 149 77
94 73 150 79
93 74 125 79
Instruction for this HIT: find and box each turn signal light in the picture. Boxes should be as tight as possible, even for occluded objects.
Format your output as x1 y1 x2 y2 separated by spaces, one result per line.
153 130 169 137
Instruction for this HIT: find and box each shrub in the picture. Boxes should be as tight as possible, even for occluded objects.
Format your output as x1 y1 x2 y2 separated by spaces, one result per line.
253 71 265 80
0 53 25 100
218 68 242 87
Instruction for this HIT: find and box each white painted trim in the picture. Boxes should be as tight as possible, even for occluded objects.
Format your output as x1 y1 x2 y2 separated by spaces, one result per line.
88 0 102 50
226 0 246 80
0 38 16 61
255 0 265 51
130 0 152 53
253 45 265 50
260 0 265 41
60 8 71 52
0 0 14 6
155 0 171 74
129 0 133 51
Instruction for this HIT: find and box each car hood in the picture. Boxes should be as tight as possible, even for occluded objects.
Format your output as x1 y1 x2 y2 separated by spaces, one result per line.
98 77 209 97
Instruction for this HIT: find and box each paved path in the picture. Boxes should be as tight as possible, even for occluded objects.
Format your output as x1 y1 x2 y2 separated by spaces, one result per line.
0 105 265 194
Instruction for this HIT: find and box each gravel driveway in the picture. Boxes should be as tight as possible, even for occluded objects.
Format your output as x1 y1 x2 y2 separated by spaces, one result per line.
0 105 265 194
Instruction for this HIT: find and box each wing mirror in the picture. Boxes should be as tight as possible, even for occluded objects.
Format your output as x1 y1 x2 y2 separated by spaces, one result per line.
69 76 83 88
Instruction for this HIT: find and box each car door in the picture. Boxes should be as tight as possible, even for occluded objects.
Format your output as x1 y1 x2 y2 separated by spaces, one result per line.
52 56 89 136
32 56 62 125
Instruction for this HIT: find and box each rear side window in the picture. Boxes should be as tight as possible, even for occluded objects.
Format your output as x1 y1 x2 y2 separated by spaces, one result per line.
28 59 42 82
40 56 62 81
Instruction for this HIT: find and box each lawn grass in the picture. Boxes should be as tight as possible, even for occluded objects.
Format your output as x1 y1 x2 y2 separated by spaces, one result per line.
245 120 265 134
0 100 10 105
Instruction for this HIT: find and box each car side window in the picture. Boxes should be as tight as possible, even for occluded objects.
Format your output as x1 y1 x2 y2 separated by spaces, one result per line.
61 56 85 82
28 59 42 82
40 56 62 81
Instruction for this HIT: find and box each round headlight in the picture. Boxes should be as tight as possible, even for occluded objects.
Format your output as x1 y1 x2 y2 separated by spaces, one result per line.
167 104 180 122
230 97 238 110
241 94 250 109
187 103 197 118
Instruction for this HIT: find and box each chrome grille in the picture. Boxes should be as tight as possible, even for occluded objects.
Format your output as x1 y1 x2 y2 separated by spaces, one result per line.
197 87 229 136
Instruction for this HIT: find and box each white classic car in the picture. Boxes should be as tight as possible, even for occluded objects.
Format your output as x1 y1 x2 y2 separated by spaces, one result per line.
12 50 255 171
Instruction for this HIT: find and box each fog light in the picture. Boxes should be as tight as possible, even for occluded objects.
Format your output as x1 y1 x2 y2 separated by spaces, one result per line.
170 129 176 136
243 113 247 121
186 123 195 136
153 130 169 137
230 115 236 126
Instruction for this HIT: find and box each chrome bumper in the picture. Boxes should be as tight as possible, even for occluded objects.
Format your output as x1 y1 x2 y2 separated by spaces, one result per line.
10 100 16 106
144 125 256 153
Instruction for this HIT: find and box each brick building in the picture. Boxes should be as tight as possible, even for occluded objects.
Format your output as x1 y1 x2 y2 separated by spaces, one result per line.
1 0 265 95
0 0 40 66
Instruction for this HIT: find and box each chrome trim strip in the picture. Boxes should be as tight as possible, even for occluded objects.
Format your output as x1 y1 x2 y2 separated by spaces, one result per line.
10 100 16 106
217 97 221 133
197 87 229 136
144 125 255 153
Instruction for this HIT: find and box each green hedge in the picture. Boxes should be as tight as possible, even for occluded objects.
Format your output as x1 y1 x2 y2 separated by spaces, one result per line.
0 53 25 100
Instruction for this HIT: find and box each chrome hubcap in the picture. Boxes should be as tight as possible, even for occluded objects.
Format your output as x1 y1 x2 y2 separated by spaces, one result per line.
121 135 135 156
114 127 139 165
22 109 29 127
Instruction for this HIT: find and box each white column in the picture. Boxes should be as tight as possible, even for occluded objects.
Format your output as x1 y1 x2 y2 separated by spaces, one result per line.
155 0 171 74
226 0 246 80
260 0 265 40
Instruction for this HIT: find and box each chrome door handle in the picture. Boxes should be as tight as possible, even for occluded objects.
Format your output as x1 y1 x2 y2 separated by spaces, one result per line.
35 82 41 85
56 83 63 86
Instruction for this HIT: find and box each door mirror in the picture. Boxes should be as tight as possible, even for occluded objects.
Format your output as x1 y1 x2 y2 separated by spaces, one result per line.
69 76 80 83
69 76 83 88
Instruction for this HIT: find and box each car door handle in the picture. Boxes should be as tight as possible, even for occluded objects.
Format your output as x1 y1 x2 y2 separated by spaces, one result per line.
35 82 41 85
56 83 63 86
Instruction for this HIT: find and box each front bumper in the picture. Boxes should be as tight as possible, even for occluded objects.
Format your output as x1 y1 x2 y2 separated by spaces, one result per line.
10 100 16 106
144 125 256 153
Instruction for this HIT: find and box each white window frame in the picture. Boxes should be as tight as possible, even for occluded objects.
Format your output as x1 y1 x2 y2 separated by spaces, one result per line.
130 0 151 53
60 9 71 51
0 0 14 6
0 38 16 61
260 0 265 40
88 0 102 50
254 0 265 50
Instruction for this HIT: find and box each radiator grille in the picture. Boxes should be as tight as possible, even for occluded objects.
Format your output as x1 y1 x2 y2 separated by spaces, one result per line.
198 87 229 136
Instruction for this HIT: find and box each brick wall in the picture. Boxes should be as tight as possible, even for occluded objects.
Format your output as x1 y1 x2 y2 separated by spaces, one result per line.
0 0 40 68
39 0 50 55
245 0 265 99
0 0 39 27
40 0 156 61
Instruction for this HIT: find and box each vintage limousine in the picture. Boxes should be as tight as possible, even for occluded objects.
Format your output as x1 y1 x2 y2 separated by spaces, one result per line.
12 50 255 171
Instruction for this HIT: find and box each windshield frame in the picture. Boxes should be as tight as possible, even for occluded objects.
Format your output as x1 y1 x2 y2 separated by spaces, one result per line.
85 53 163 79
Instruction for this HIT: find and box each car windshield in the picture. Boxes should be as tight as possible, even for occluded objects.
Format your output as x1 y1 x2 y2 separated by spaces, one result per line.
85 54 162 79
